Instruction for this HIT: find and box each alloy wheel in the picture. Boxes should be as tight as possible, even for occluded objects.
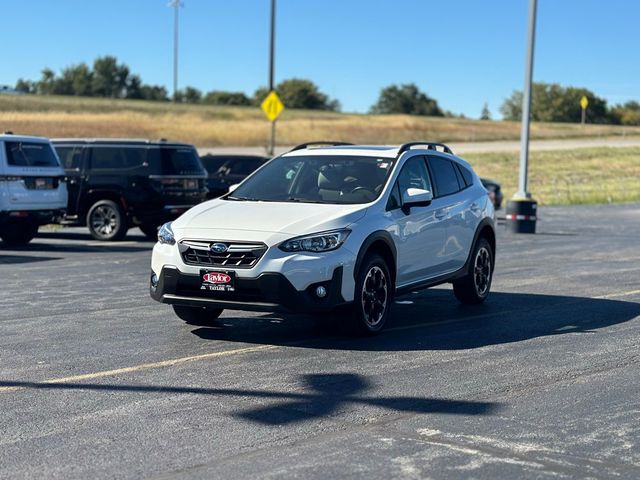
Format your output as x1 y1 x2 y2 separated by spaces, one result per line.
361 266 388 327
473 247 491 297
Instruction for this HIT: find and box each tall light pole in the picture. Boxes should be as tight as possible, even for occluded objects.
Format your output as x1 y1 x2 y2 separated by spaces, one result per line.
169 0 183 102
506 0 538 234
268 0 276 155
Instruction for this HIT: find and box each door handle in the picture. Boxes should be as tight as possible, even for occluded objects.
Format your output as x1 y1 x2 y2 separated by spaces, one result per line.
435 210 447 220
470 202 481 212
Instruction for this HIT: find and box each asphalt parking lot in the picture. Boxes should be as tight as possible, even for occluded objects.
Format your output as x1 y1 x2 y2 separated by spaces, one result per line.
1 203 639 479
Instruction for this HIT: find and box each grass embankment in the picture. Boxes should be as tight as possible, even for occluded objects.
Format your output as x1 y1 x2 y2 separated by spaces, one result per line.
466 147 640 205
2 94 640 146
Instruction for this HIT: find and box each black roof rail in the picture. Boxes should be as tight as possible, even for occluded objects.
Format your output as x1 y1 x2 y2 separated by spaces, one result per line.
397 142 454 156
289 141 354 152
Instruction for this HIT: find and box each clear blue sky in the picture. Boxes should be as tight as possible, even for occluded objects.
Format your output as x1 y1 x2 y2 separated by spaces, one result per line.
1 0 638 118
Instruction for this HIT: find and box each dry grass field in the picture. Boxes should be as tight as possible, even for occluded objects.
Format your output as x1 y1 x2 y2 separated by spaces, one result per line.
467 147 640 205
2 94 640 147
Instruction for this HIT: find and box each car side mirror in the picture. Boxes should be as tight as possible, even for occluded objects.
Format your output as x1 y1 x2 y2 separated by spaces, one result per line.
228 184 240 193
402 188 433 210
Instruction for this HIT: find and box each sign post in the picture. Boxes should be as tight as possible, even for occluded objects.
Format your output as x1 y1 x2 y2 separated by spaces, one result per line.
580 95 589 125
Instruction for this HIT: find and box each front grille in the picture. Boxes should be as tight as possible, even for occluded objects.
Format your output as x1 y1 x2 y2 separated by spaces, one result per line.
180 240 267 268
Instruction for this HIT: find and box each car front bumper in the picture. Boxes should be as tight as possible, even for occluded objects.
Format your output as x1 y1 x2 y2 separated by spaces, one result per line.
150 265 346 313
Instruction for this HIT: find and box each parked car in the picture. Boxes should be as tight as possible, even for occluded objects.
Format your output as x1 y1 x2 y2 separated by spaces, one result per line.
0 133 68 245
52 139 208 241
199 154 269 199
480 177 503 209
150 141 496 334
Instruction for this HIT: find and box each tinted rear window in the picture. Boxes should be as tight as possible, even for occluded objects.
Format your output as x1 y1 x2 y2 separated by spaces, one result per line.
200 156 228 174
90 147 146 170
429 157 461 197
149 148 204 175
457 164 474 186
5 141 60 167
55 146 83 170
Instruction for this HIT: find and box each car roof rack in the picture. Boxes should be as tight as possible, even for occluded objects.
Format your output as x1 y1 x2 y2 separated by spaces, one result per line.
289 141 354 152
397 141 454 156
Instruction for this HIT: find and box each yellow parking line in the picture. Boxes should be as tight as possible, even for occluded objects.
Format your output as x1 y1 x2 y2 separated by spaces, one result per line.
0 345 279 393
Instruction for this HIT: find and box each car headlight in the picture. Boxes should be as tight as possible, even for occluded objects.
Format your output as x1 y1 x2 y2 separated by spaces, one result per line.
279 229 351 253
158 222 175 245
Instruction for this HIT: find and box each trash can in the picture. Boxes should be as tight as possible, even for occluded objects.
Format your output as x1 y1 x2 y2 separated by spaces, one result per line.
505 199 537 234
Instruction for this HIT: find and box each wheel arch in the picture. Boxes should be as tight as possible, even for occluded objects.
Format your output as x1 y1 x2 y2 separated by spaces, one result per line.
354 231 397 287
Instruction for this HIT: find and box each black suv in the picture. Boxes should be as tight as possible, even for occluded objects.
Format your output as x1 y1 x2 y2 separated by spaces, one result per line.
52 139 208 240
199 154 269 199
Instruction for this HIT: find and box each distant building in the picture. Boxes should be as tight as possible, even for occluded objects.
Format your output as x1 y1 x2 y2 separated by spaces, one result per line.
0 85 23 95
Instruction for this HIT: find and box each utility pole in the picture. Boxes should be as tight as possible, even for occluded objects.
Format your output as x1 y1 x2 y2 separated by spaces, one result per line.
169 0 183 102
268 0 276 155
506 0 538 234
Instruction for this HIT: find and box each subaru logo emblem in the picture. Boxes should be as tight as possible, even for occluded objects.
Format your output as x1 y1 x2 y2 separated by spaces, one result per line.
210 242 228 253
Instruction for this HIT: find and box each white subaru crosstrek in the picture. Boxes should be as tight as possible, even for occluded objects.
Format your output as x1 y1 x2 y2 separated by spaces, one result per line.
150 141 496 334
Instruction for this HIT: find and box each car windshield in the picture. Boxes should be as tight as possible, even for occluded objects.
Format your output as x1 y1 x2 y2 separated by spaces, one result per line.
227 155 394 204
5 141 60 167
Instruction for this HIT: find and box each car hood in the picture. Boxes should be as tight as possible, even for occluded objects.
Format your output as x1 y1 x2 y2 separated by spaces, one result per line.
172 199 368 245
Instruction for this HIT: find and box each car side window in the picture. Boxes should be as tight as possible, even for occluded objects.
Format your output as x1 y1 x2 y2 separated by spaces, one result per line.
55 146 82 170
457 163 473 186
428 156 461 197
90 147 145 170
397 156 433 195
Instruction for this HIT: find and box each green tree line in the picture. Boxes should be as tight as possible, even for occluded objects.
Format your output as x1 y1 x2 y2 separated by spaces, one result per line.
13 57 640 124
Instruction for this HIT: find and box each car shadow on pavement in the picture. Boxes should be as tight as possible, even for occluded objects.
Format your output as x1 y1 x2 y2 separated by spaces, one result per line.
0 254 62 264
1 240 152 254
0 373 499 425
190 290 640 352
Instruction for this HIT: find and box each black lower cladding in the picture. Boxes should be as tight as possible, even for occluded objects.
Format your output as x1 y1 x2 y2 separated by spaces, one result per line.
150 265 346 313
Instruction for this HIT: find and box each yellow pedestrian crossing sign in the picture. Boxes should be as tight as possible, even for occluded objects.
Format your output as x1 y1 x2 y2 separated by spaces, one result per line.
261 91 284 122
580 96 589 109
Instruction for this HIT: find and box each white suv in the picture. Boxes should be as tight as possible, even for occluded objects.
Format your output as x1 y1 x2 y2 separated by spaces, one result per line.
0 133 68 245
150 142 495 333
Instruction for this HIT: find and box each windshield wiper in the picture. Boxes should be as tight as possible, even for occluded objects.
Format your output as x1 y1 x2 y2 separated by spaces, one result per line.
286 197 325 203
226 195 258 201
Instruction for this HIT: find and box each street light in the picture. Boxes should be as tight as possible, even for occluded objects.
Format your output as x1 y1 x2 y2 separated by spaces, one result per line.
168 0 183 102
506 0 538 234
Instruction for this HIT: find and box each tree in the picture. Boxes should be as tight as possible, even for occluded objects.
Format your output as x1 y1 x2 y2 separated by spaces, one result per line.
15 78 36 94
370 83 443 116
480 103 491 120
501 82 611 124
203 90 251 106
183 86 202 103
609 101 640 126
125 74 144 99
37 68 57 95
58 63 93 96
140 85 169 101
92 56 127 98
253 79 340 111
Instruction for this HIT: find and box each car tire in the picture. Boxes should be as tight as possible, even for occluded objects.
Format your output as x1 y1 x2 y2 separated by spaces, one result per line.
453 237 493 304
172 305 224 325
86 200 128 241
139 223 159 240
351 254 393 335
0 219 38 246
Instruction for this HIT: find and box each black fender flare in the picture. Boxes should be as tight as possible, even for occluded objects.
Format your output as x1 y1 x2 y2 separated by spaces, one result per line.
353 230 397 281
460 217 496 274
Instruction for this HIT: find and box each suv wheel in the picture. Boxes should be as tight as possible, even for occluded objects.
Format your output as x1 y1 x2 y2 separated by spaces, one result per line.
352 254 393 334
0 219 38 246
453 237 493 304
173 305 223 325
139 223 159 240
87 200 128 241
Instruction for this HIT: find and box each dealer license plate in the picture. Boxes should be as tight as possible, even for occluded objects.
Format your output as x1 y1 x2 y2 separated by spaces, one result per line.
200 269 235 292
